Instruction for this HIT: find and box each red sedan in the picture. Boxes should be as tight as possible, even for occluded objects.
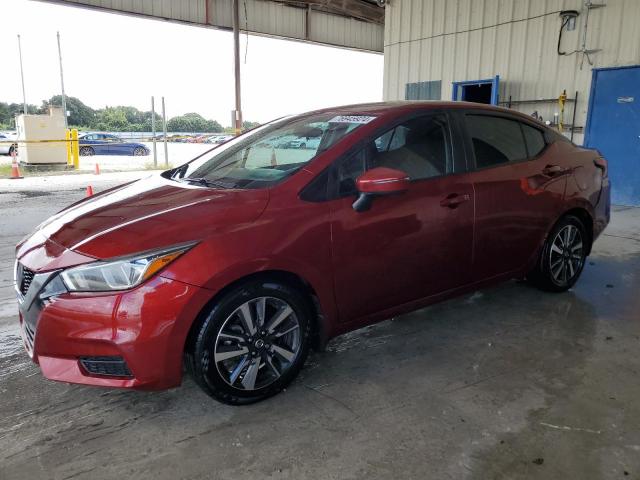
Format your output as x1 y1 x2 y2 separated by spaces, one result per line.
15 102 610 404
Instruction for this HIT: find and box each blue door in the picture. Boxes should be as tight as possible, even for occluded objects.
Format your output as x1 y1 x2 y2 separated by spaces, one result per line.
585 66 640 206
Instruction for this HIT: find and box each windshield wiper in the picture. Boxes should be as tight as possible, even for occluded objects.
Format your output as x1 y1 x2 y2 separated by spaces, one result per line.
181 177 236 189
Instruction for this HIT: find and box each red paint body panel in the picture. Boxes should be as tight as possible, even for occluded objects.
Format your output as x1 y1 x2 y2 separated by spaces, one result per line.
14 101 610 390
30 276 211 389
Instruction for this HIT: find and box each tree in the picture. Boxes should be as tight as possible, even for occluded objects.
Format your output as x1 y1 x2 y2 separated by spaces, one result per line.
43 95 95 127
167 113 223 133
0 102 40 129
242 121 260 130
94 107 130 131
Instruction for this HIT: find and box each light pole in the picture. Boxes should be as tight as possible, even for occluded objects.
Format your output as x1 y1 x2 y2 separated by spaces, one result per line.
17 35 27 115
56 31 68 129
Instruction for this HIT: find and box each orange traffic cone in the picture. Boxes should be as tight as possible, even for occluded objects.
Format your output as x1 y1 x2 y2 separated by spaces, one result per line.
9 150 23 180
94 163 100 175
86 185 94 197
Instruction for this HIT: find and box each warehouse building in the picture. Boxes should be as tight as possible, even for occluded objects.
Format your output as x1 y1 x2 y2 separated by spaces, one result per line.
383 0 640 205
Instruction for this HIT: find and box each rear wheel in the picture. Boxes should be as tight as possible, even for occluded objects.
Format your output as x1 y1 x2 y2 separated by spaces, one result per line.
186 280 312 405
133 146 147 156
529 215 588 292
80 146 94 156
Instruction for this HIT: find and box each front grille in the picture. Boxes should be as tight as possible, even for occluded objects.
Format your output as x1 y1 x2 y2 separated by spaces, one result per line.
79 356 133 378
23 321 35 353
17 263 35 296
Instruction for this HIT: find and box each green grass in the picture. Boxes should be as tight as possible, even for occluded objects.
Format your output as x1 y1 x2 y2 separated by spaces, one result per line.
0 164 24 178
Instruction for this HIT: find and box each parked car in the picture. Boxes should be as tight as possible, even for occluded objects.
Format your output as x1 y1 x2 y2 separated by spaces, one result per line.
15 102 610 405
209 134 233 145
79 133 150 156
285 136 321 149
0 132 18 156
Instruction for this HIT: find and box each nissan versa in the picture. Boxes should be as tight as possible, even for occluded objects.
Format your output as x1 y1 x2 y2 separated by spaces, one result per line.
15 102 610 404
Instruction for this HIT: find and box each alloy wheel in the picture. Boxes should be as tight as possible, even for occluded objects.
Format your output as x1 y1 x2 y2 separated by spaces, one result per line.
549 224 584 285
212 296 301 391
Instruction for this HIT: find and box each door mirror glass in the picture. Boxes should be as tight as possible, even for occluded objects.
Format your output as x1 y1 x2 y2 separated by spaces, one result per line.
352 167 409 212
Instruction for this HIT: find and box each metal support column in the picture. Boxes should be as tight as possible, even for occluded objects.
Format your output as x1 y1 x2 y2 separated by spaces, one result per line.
232 0 243 135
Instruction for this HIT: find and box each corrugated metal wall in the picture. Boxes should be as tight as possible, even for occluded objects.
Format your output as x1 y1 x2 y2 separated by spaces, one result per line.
46 0 384 52
383 0 640 144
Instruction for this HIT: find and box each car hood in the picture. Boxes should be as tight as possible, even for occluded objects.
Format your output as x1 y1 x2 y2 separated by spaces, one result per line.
16 174 269 270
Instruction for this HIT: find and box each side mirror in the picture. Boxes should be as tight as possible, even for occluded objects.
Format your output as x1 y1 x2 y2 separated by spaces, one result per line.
352 167 410 212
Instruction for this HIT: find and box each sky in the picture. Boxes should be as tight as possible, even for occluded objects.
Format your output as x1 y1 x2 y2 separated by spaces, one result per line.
1 0 384 126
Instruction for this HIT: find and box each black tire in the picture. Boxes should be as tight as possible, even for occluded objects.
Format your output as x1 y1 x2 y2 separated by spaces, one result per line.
528 215 589 292
300 143 306 149
186 280 312 405
133 146 147 156
80 146 94 156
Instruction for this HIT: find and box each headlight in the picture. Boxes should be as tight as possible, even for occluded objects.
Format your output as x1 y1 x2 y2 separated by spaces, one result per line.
60 243 195 292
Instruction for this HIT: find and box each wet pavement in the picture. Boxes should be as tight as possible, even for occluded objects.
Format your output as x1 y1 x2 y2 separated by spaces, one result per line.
1 176 639 479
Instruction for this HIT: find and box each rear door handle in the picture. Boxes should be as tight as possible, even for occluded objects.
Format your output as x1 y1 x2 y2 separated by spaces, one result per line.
542 164 565 176
440 193 470 208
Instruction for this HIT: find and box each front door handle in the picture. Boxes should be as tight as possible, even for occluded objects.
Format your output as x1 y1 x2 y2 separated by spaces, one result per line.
440 193 470 208
542 164 565 176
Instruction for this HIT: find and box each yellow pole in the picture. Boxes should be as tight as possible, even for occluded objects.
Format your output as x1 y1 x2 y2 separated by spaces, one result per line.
65 129 72 165
558 89 567 132
71 128 80 169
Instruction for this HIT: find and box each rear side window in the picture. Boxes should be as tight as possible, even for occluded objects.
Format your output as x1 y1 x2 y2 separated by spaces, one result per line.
521 123 546 157
466 115 527 168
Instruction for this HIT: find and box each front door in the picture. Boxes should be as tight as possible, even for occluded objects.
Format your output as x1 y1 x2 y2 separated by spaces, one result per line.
329 113 475 322
586 66 640 206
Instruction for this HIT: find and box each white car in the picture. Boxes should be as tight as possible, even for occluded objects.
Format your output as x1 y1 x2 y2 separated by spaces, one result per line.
0 132 17 156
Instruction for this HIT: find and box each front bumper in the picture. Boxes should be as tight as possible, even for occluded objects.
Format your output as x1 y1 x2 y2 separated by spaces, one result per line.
17 269 212 390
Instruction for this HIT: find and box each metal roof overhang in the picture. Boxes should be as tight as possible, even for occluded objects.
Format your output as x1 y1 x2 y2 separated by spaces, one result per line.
34 0 384 53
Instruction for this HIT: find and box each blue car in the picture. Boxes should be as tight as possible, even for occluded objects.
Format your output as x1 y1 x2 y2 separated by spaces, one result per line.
79 133 150 156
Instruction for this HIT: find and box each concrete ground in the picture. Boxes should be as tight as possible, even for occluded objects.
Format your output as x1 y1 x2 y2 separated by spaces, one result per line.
0 173 639 480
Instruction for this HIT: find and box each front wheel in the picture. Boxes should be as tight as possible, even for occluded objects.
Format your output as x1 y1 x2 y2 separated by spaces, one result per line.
133 146 147 156
186 280 312 405
80 146 94 156
528 215 588 292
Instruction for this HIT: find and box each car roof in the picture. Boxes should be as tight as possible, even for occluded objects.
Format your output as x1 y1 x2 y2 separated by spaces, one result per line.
299 100 542 125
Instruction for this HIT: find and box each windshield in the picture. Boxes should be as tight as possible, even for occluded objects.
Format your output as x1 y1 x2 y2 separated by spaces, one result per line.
172 112 375 189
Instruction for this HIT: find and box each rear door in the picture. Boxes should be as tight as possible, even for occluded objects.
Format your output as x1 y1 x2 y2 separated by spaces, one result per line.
105 134 128 155
328 112 475 322
459 111 568 280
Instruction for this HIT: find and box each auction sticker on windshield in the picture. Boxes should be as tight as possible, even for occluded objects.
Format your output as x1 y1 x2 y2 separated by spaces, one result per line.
329 115 377 124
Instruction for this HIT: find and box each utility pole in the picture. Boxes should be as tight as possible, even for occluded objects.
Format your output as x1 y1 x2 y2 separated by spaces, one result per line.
232 0 243 135
17 35 27 115
56 31 68 129
161 97 168 167
151 96 157 167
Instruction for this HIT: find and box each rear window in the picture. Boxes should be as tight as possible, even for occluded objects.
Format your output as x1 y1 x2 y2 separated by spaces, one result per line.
521 123 546 157
466 115 527 168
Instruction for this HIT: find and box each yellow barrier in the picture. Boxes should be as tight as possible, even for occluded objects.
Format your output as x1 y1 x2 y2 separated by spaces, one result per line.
65 129 72 165
71 129 80 169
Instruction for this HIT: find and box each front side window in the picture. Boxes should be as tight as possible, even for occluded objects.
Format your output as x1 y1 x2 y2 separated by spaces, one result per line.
466 115 527 168
335 114 451 197
176 113 374 189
